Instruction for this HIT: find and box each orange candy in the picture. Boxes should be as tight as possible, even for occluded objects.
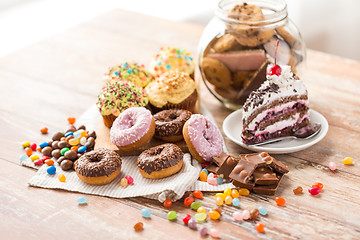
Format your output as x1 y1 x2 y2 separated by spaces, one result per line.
199 171 208 182
275 197 286 206
58 174 66 182
134 222 144 231
67 117 76 125
255 223 265 233
293 186 303 195
45 159 54 166
40 127 48 134
193 190 203 199
25 147 32 157
37 147 42 152
312 182 323 190
60 137 66 141
163 199 172 208
71 146 78 152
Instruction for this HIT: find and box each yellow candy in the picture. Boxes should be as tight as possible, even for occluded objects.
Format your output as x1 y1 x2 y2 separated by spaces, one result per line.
69 138 80 146
343 157 354 165
120 178 128 187
58 174 66 182
80 131 87 138
215 193 226 201
215 197 224 206
231 189 240 198
223 188 232 197
199 171 208 182
22 141 30 148
30 155 39 161
209 210 220 220
225 196 233 205
197 207 207 214
238 188 250 196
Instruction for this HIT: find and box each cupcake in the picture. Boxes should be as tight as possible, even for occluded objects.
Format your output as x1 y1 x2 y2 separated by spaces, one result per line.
97 80 148 127
104 62 153 88
149 46 195 78
145 70 198 113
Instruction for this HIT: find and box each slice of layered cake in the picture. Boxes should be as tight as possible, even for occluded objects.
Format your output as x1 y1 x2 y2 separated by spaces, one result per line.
241 64 310 144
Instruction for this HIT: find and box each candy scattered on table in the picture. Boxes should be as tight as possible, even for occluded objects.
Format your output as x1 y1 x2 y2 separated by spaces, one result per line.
225 196 233 205
77 196 88 205
308 187 321 196
197 207 206 214
232 211 243 221
40 127 48 134
141 208 151 218
188 218 197 230
190 201 202 210
215 197 224 206
343 157 354 165
214 208 222 215
255 223 265 233
120 178 128 187
182 214 191 224
231 189 239 198
67 117 76 125
45 159 54 166
242 210 250 220
209 229 220 238
58 173 66 182
258 206 267 216
238 188 250 196
275 197 286 206
293 186 303 195
224 188 231 196
22 141 30 148
30 143 37 151
312 182 323 191
193 190 203 199
134 222 144 231
39 141 49 148
167 211 177 220
199 171 208 182
232 198 240 207
200 226 208 237
125 175 134 185
34 159 43 166
47 166 56 175
329 162 337 171
184 196 194 206
19 154 28 162
194 213 207 223
25 147 32 157
207 177 217 185
163 199 172 208
215 193 225 201
250 209 260 220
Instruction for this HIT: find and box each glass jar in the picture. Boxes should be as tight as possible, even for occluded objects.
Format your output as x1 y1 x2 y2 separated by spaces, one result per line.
197 0 305 110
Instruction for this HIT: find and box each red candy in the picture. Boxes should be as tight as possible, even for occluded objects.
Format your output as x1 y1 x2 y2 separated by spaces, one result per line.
34 159 44 166
30 143 37 151
184 196 194 206
183 214 191 224
255 223 265 233
193 190 203 199
275 197 286 206
308 187 321 195
163 199 172 208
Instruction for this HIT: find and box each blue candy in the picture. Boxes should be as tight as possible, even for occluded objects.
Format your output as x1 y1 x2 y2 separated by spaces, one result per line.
141 208 151 218
77 196 88 205
77 146 87 153
258 206 267 216
47 166 56 175
127 68 132 74
216 177 223 185
122 62 128 68
64 131 73 138
201 169 209 175
19 154 28 162
39 142 49 148
232 198 240 207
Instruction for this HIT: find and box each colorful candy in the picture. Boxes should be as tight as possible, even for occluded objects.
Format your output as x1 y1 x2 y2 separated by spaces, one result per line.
125 175 134 185
133 222 144 231
69 138 80 146
258 206 267 216
250 209 260 220
195 213 207 223
255 223 265 233
293 186 303 194
182 214 191 224
201 169 209 175
199 171 208 182
167 211 177 220
77 146 87 153
141 208 151 218
80 137 87 146
238 188 250 196
232 198 240 207
163 199 172 208
197 207 206 214
47 166 56 175
30 143 37 151
191 201 202 210
329 162 337 171
45 159 54 166
308 187 321 195
25 147 32 157
34 159 44 166
40 127 48 134
184 196 194 206
215 193 226 201
60 148 70 156
343 157 354 165
22 141 30 148
312 182 323 190
275 197 286 206
39 142 49 148
65 132 74 138
207 177 217 185
225 196 233 205
30 155 39 161
67 117 76 125
188 218 197 230
58 174 66 182
209 210 220 220
200 227 208 237
209 229 220 238
232 211 243 221
73 131 82 139
193 190 203 199
231 189 240 198
19 154 28 162
77 196 88 205
242 210 250 220
120 178 128 187
215 197 224 206
223 188 231 197
216 177 224 185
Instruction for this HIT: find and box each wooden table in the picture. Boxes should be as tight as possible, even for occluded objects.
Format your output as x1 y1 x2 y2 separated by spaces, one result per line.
1 9 360 240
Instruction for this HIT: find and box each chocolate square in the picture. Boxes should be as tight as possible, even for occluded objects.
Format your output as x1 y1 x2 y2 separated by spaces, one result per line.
253 166 279 185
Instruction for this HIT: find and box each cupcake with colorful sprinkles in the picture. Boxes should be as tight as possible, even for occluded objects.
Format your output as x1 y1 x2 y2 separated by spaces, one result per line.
149 46 195 78
97 80 148 127
104 62 153 88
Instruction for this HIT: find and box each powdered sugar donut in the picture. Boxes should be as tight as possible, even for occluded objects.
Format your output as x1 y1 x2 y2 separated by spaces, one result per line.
183 114 224 163
110 107 155 151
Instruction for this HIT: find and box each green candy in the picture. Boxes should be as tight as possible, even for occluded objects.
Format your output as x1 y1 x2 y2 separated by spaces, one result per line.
190 201 202 210
60 148 70 156
167 211 177 221
195 213 207 223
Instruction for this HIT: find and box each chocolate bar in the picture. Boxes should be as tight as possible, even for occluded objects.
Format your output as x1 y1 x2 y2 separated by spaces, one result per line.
253 166 279 186
253 174 284 195
206 153 239 180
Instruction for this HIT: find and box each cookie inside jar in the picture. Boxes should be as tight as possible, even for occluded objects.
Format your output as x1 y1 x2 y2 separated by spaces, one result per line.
199 1 304 110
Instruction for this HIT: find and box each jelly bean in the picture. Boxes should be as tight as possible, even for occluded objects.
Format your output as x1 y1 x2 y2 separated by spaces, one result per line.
195 213 207 223
312 182 323 190
215 197 223 206
60 148 70 156
225 196 233 205
39 142 49 148
232 198 240 207
47 165 56 175
30 155 39 161
223 188 231 197
77 146 87 153
215 193 226 201
37 147 42 152
343 157 354 165
60 137 66 141
73 131 82 139
125 175 134 185
191 201 202 210
329 162 337 171
80 131 87 138
68 138 79 146
308 187 320 195
216 177 223 185
167 211 177 220
163 199 172 208
120 178 128 187
214 208 222 215
293 186 303 194
64 131 74 138
250 209 260 220
67 117 76 125
30 143 37 151
182 214 191 224
207 177 217 185
255 223 265 233
25 147 32 157
19 154 28 162
209 229 220 238
184 196 194 206
141 208 151 218
258 206 267 216
45 159 54 166
22 141 30 148
200 226 208 237
197 207 206 214
193 190 203 199
199 171 208 182
34 159 44 166
209 210 220 220
133 222 143 231
58 173 66 182
80 137 87 146
201 169 208 175
232 211 243 221
77 196 88 205
242 210 250 220
70 146 78 152
208 173 214 179
231 189 240 198
238 188 250 196
188 218 197 230
40 127 48 134
275 197 286 206
40 156 50 161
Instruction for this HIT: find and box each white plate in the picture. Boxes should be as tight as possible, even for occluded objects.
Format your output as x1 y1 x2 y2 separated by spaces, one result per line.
222 109 328 154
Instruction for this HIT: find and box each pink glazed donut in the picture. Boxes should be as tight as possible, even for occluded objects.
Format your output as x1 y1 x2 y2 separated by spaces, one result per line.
183 114 224 163
110 107 155 151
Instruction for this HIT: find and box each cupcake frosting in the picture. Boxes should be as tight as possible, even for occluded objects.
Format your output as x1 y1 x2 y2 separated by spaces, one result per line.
97 80 148 116
145 70 196 108
104 62 153 88
149 46 195 78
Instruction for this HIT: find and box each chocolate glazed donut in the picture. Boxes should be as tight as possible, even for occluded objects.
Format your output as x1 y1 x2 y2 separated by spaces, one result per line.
154 109 192 142
137 143 184 179
74 148 122 185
